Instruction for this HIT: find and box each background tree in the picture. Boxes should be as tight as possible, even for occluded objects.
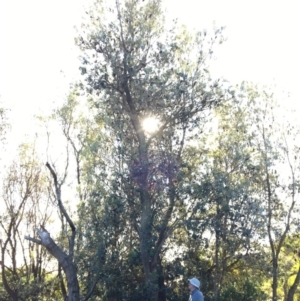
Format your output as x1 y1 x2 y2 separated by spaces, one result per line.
169 87 267 300
23 86 118 301
0 143 58 301
54 89 113 300
199 99 261 300
238 84 300 301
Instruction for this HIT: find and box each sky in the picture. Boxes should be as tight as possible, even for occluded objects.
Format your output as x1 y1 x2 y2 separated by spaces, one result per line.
164 0 300 88
0 0 299 148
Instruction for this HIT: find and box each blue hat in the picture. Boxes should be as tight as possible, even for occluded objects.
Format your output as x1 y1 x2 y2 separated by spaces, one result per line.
189 278 200 289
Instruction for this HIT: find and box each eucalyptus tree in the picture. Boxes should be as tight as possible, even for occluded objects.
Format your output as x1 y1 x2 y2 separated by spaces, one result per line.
76 0 226 299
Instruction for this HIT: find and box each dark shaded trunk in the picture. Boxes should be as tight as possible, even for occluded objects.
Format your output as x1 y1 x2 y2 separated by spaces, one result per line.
271 258 278 301
287 266 300 301
214 206 221 301
157 258 166 301
1 265 18 301
1 240 19 301
64 258 80 301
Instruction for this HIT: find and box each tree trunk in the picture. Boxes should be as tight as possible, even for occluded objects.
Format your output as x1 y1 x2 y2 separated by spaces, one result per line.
214 206 221 301
1 241 19 301
214 236 220 301
157 257 166 301
64 259 80 301
140 259 158 301
139 187 154 300
25 229 80 301
287 266 300 301
272 258 278 301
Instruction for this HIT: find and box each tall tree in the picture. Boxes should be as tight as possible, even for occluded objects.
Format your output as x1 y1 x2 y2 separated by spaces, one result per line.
77 0 225 299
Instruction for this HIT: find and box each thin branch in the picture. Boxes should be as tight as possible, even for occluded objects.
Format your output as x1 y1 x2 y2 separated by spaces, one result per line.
45 162 76 261
81 275 102 301
276 133 297 255
45 162 76 233
58 263 68 301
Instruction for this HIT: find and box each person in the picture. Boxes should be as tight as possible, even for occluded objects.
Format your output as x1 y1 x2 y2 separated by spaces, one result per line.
188 277 204 301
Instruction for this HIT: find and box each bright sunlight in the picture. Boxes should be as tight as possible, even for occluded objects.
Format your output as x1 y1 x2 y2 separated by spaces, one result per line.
142 116 160 133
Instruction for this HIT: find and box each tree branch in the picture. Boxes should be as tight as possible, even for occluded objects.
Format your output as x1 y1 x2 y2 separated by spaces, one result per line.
81 275 102 301
24 236 42 245
45 163 76 233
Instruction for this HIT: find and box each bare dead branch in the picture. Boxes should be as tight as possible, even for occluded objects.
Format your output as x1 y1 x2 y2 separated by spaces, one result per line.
24 236 42 245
